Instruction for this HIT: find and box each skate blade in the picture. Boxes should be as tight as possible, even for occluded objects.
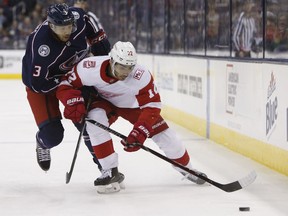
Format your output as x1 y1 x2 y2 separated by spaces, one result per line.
181 173 206 185
119 181 125 189
97 182 121 194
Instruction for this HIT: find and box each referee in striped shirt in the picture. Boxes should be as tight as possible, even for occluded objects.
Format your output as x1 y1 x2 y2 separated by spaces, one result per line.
232 0 257 57
73 0 104 32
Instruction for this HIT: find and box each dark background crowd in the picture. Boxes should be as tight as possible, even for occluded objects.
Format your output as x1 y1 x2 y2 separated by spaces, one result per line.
1 0 288 60
0 0 65 49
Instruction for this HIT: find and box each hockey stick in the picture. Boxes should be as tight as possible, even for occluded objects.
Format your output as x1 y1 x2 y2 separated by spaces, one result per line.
86 118 257 193
66 98 92 184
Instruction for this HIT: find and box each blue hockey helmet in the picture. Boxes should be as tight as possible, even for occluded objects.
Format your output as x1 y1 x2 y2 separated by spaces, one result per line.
47 3 76 27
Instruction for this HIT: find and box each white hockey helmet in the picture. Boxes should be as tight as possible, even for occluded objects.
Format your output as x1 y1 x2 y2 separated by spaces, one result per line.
109 41 137 78
110 41 137 66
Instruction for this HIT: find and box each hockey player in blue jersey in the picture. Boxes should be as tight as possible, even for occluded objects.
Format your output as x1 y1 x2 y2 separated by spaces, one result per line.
22 3 108 174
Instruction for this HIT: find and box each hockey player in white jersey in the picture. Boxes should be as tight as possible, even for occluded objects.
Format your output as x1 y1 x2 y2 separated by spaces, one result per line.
56 41 207 193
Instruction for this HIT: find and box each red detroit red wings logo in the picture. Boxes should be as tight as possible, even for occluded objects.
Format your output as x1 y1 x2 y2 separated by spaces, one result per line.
133 69 144 80
83 60 96 68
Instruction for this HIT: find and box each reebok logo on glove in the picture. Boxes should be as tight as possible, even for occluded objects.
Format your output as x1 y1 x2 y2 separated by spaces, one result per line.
67 97 84 106
137 125 150 138
121 122 152 152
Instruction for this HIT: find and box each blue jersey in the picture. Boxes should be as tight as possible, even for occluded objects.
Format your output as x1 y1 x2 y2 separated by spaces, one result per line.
22 7 103 93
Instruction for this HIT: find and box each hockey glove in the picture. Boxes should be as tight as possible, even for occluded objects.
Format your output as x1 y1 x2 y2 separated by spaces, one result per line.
90 29 111 56
121 122 151 152
62 89 86 123
107 111 118 125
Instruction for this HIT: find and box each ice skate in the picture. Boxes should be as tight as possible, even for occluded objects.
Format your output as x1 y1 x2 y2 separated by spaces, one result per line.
36 132 51 171
174 164 207 185
94 167 125 194
180 170 207 185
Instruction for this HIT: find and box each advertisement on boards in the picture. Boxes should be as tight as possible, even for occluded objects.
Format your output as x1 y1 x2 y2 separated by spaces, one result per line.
0 50 24 75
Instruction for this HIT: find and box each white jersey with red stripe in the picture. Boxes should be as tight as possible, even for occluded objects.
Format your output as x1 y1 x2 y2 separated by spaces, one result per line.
66 55 161 110
58 55 193 181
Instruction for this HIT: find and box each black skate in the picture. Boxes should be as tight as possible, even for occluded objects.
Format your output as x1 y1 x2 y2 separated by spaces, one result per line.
36 133 51 171
94 167 125 194
181 170 207 185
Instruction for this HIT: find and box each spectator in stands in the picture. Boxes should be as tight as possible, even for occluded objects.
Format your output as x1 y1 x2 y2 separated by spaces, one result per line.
206 2 220 49
272 13 288 52
0 28 12 49
29 2 46 25
7 20 20 49
169 1 184 52
18 16 34 48
1 3 12 29
266 12 278 52
185 8 204 53
0 8 7 30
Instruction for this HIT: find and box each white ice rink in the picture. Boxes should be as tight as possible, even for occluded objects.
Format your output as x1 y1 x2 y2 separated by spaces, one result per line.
1 80 288 216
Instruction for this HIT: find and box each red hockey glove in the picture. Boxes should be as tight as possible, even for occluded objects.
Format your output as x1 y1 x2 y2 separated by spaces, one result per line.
107 111 118 125
62 89 86 123
121 122 151 152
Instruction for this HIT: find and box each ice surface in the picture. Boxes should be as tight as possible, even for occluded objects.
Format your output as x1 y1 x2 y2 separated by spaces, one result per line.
0 80 287 216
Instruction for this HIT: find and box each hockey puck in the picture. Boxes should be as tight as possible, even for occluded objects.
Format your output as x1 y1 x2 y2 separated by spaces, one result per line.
239 207 250 211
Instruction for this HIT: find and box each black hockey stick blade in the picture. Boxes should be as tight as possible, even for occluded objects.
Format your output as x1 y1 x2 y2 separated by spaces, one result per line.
86 119 257 192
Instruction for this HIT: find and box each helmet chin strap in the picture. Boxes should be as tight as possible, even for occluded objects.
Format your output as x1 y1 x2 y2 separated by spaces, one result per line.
110 60 117 78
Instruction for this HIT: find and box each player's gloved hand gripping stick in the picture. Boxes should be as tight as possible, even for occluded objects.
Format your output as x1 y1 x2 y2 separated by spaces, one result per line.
120 122 151 152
